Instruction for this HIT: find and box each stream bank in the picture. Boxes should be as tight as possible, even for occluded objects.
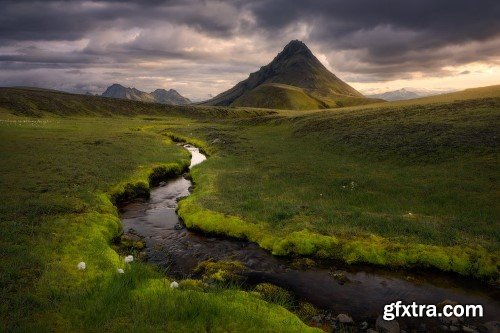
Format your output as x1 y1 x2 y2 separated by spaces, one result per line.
119 145 499 332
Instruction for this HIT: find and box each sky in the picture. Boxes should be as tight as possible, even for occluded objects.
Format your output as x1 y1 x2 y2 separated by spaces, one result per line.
0 0 499 100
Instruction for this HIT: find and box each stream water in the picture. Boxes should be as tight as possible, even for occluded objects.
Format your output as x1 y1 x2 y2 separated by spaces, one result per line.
120 145 499 331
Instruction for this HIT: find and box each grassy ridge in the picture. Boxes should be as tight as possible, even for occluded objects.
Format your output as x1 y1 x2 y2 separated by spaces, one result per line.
0 87 276 119
322 84 500 112
0 117 315 331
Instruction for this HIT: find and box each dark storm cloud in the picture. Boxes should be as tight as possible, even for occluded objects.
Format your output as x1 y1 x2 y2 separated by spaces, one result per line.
245 0 500 74
0 0 499 95
248 0 500 43
0 0 243 43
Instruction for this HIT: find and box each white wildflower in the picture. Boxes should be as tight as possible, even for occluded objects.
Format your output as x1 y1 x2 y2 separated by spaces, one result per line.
77 262 86 270
117 268 125 274
124 255 134 263
170 281 179 289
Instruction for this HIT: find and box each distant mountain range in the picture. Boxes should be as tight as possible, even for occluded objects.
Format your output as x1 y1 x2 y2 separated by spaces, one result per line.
366 88 456 101
201 40 381 110
102 84 191 105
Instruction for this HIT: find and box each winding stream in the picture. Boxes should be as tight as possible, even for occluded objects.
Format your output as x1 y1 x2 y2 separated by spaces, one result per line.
120 145 499 330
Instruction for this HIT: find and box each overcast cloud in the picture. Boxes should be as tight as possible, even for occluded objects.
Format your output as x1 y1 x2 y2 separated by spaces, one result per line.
0 0 499 99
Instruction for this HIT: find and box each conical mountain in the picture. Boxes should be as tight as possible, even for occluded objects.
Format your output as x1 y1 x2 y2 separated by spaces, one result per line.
202 40 379 109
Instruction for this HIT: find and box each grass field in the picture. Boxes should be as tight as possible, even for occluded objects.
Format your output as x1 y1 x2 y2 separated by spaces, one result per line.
178 86 500 279
0 85 499 330
0 116 315 331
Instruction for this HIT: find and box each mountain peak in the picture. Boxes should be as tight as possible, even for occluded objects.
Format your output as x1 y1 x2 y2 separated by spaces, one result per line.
283 40 309 51
275 40 313 61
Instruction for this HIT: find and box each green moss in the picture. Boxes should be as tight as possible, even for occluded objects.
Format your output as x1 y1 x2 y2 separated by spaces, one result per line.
179 279 207 291
179 196 340 258
179 196 498 279
148 162 189 186
290 258 317 270
296 302 320 322
194 260 247 283
254 283 294 309
109 159 190 205
162 131 212 156
116 234 146 254
340 236 498 278
110 181 150 204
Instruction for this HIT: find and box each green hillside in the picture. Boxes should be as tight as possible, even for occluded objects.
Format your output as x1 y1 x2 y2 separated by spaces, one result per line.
231 83 326 110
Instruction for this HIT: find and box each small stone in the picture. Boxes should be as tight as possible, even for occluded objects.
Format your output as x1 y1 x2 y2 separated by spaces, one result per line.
330 271 350 284
77 261 86 270
437 299 459 311
122 232 141 242
117 268 124 274
462 326 478 333
336 313 353 324
376 316 400 333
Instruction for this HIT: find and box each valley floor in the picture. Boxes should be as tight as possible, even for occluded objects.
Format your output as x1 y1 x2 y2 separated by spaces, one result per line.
0 86 498 330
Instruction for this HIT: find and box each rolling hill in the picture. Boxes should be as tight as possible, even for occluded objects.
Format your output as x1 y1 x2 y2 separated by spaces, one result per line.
201 40 381 110
102 84 191 105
